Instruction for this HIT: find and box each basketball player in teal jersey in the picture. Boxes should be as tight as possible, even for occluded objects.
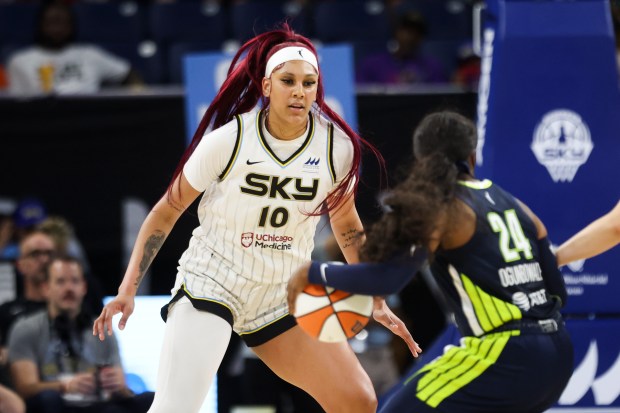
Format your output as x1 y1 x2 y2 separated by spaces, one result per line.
289 111 574 413
93 24 420 413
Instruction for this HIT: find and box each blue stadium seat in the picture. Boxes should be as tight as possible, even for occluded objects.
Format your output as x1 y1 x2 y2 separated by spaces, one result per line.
231 0 309 43
351 40 389 69
148 2 229 49
167 42 224 84
73 2 145 44
420 39 462 77
314 0 390 44
98 42 165 85
392 0 472 41
0 3 38 45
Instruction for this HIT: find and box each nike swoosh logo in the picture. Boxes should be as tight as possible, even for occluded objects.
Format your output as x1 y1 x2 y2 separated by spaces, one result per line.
246 160 264 165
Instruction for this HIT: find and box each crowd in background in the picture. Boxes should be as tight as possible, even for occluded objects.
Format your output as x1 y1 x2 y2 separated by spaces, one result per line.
0 186 443 413
0 0 482 94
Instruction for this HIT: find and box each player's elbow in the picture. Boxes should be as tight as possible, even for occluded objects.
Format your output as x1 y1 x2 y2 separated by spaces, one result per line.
611 220 620 243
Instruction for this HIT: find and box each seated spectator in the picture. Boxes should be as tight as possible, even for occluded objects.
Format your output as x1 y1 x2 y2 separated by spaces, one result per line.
7 256 153 413
0 230 54 350
357 11 447 85
452 42 480 91
0 212 15 262
0 198 47 262
0 65 7 91
0 383 24 413
36 215 103 319
7 1 143 96
37 216 90 276
0 230 54 389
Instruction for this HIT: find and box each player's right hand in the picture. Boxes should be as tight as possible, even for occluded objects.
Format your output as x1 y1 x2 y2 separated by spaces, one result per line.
93 294 135 341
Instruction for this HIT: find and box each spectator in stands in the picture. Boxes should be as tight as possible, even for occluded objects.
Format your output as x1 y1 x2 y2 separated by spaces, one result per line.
37 216 90 275
451 42 480 91
7 256 153 413
7 1 143 96
0 213 15 262
0 231 54 388
357 11 447 85
37 216 104 318
0 384 24 413
0 65 7 91
10 198 47 257
0 231 54 350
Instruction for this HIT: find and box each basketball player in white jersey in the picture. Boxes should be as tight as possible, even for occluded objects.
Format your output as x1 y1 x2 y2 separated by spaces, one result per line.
93 24 421 413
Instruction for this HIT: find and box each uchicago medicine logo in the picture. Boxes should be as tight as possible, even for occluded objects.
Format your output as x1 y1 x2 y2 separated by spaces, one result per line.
531 109 594 183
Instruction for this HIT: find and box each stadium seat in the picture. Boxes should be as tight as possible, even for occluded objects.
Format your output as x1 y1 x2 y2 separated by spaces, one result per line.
0 3 38 45
231 0 309 43
392 0 472 41
98 42 165 85
420 39 462 77
167 42 225 84
74 2 145 44
148 2 229 49
314 0 390 44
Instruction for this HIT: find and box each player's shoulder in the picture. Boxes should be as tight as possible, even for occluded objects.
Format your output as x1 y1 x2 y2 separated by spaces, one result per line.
205 115 244 141
312 113 351 146
331 123 354 158
10 309 47 335
7 47 38 64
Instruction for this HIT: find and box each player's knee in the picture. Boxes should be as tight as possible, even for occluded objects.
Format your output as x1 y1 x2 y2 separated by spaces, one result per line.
354 388 378 413
330 383 377 413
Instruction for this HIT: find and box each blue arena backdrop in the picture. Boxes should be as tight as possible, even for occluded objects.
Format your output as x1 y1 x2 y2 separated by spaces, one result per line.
183 44 358 144
476 0 620 314
103 296 217 413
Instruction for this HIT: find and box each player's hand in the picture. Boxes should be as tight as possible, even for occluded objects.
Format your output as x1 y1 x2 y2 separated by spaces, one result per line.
287 262 311 316
93 294 135 341
372 297 422 357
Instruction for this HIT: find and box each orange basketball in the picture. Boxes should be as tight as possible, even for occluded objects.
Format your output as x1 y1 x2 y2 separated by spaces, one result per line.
294 284 374 342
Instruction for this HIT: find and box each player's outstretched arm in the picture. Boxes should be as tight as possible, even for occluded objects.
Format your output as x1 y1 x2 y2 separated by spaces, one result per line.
93 173 201 340
327 194 422 356
556 201 620 266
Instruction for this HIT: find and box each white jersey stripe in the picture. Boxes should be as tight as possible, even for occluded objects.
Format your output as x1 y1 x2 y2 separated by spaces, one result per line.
448 264 484 336
219 115 243 181
327 123 336 183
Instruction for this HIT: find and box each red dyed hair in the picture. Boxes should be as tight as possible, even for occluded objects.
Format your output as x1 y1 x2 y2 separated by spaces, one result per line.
168 23 383 214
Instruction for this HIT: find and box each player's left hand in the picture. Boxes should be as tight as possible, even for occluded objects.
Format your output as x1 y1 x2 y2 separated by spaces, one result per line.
287 261 311 316
372 297 422 357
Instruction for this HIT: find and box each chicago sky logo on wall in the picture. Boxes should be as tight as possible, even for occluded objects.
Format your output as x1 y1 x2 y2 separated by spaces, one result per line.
531 109 594 182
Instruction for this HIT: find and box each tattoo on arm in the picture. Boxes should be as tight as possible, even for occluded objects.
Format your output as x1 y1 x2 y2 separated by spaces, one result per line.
341 228 361 249
135 230 166 288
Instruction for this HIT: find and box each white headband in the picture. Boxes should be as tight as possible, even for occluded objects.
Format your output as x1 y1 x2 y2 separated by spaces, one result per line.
264 46 319 78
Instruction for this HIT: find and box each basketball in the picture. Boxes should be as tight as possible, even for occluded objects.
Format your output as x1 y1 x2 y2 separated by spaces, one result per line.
294 284 374 342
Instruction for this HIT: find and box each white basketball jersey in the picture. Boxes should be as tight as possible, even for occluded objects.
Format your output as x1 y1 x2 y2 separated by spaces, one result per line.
178 109 353 287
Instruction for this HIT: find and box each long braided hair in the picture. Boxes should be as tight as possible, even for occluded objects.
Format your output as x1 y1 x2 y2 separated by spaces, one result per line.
361 111 477 262
167 23 382 214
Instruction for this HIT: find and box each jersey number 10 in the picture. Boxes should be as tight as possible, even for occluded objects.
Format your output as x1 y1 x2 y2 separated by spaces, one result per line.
258 206 289 228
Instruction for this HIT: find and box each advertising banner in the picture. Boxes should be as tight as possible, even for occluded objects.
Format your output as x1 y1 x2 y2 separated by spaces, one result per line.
183 44 358 143
476 0 620 313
